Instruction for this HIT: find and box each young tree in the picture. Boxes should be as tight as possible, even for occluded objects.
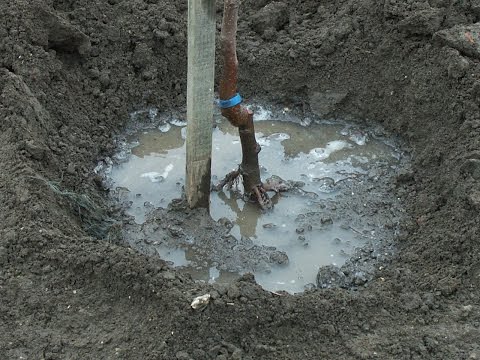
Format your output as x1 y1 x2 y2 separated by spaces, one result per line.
216 0 287 209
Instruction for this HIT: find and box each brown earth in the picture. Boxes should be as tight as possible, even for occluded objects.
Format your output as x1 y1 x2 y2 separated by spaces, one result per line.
2 0 480 359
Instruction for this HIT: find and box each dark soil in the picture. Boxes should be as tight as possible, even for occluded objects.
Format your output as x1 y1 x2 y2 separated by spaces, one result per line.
2 0 480 359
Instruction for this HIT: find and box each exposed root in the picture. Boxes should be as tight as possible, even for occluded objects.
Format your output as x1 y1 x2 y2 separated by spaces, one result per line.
214 169 241 191
251 184 272 210
214 170 294 210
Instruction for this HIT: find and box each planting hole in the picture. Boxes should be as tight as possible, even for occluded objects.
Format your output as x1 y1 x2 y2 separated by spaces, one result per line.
103 104 406 293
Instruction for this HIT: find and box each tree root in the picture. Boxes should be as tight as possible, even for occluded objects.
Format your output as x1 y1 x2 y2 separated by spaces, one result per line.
214 169 291 210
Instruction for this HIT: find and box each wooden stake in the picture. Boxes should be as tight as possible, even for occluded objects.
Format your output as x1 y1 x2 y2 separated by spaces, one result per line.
186 0 216 209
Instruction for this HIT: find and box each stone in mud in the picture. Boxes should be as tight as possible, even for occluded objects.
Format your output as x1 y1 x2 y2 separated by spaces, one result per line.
309 91 348 118
316 265 347 289
251 2 289 35
434 23 480 60
269 251 289 265
398 9 444 35
35 7 91 55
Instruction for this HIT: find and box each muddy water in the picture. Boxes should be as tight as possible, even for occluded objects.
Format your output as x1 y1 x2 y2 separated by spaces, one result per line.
108 108 402 293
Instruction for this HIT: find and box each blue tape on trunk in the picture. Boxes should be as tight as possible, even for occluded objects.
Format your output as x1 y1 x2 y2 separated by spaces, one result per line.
218 93 242 109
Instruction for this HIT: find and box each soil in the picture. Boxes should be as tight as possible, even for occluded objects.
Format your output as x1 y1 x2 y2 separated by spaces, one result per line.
1 0 480 359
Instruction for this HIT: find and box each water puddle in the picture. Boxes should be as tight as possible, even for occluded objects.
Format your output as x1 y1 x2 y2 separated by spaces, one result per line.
104 104 405 293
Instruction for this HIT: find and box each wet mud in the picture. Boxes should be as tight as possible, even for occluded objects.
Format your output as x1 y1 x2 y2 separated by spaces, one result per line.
106 105 407 293
2 0 480 359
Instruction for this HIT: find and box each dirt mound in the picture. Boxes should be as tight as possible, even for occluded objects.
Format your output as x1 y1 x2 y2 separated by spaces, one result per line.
1 0 480 358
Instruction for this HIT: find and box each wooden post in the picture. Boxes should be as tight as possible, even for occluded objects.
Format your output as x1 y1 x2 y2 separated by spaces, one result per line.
186 0 216 209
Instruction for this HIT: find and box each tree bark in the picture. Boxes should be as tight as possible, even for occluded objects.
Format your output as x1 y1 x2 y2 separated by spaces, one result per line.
219 0 271 208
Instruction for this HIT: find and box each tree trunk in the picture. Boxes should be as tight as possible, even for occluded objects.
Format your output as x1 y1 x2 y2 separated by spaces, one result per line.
219 0 268 206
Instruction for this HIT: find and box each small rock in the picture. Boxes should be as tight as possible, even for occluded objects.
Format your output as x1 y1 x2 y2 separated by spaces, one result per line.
262 223 277 229
295 227 305 234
